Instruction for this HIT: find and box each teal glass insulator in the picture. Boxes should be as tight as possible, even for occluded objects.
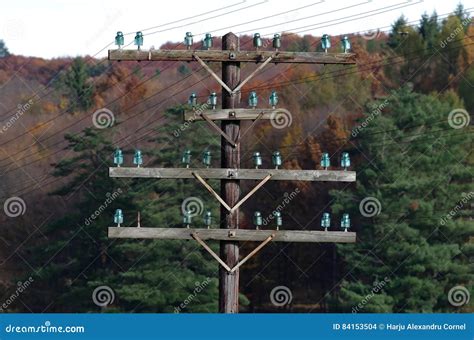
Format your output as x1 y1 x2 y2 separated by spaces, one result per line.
208 92 217 109
321 34 331 52
248 91 258 108
253 33 262 49
202 150 211 167
114 209 123 226
203 210 212 228
253 152 262 169
183 211 192 227
321 152 330 169
203 33 213 50
321 212 331 230
115 31 124 48
269 90 278 108
188 92 197 107
113 148 123 167
341 152 351 170
341 36 351 53
273 34 281 50
184 32 193 49
133 150 143 167
272 151 282 169
182 149 191 167
273 211 282 229
253 211 263 229
341 213 351 231
134 31 144 49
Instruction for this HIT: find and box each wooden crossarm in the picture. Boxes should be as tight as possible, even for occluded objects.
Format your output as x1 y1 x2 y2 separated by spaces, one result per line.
108 227 357 243
108 49 356 64
109 167 356 182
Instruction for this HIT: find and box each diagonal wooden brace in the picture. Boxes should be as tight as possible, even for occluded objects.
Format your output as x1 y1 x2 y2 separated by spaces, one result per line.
230 234 275 273
193 54 233 95
192 172 232 211
232 55 274 94
191 232 232 272
200 113 237 147
230 174 272 213
238 111 264 143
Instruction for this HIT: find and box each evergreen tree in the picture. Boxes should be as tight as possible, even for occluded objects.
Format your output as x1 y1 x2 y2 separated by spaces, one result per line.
19 107 220 312
454 3 470 32
63 57 94 112
419 12 440 49
387 16 409 50
0 39 9 57
459 65 474 112
330 87 473 312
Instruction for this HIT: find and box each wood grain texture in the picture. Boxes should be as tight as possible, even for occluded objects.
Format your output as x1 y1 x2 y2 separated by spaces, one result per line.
108 49 356 64
108 227 357 243
109 167 356 182
183 108 292 121
220 33 240 314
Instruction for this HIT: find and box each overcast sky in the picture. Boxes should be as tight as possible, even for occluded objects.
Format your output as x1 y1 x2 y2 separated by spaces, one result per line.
0 0 469 59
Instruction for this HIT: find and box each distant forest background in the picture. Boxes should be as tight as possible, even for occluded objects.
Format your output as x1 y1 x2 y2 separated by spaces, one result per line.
0 4 472 313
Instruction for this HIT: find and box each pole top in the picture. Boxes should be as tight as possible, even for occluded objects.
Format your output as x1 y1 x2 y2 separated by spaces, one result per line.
222 32 239 51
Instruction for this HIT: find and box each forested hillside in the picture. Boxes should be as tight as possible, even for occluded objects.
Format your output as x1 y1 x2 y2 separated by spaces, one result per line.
0 4 472 313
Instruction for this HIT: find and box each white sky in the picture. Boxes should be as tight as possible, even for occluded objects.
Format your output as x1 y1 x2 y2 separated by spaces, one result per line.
0 0 469 59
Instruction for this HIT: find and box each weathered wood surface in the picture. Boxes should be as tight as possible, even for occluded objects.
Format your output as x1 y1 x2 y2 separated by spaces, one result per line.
220 33 240 314
108 49 356 64
183 108 292 121
108 227 357 243
109 167 356 182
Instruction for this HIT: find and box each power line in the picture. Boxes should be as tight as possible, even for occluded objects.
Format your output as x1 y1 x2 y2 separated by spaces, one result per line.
0 0 360 152
6 35 469 175
238 0 421 44
0 1 261 122
1 2 430 167
1 7 468 179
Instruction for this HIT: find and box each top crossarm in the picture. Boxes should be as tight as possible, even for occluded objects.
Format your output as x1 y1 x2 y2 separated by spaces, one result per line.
108 49 356 64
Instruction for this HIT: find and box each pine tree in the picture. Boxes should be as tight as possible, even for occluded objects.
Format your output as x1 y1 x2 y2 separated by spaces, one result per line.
63 57 94 112
387 16 409 49
419 12 440 49
0 39 9 57
330 87 473 312
19 107 220 312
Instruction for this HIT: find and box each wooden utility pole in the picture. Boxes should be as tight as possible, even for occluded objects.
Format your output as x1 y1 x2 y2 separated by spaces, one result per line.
107 31 357 314
220 32 241 313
